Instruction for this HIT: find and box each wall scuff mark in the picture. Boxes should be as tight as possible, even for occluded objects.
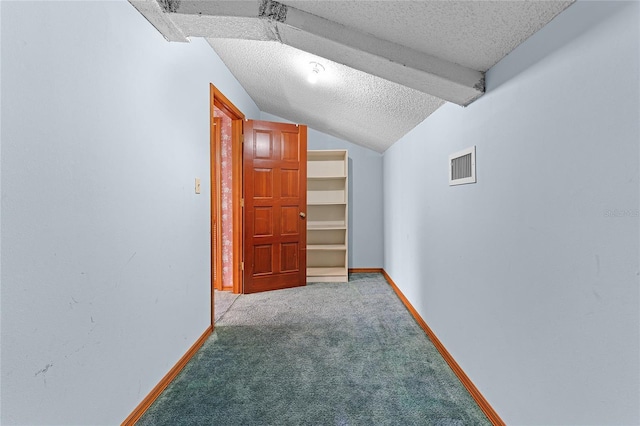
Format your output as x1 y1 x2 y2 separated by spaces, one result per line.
35 363 53 387
126 252 137 265
34 363 53 377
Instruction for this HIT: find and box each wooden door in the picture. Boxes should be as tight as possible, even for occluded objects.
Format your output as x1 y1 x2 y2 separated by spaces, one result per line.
243 120 307 293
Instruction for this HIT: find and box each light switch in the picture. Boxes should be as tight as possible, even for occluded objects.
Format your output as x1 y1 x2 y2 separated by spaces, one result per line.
195 178 201 194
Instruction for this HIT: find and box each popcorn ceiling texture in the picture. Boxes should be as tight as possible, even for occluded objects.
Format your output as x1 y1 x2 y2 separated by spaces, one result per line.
139 0 574 152
285 1 574 72
208 38 444 153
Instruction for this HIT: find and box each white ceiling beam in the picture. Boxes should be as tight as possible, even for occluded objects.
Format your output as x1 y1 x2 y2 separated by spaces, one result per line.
128 0 485 105
129 0 277 41
278 7 484 105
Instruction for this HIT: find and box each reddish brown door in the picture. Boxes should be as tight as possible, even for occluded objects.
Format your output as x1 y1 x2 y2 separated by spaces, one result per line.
243 120 307 293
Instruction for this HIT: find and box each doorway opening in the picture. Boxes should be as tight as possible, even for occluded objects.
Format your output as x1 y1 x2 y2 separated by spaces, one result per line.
210 84 244 326
209 84 309 324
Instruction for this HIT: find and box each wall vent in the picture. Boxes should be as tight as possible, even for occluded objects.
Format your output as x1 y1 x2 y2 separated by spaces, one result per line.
449 146 476 186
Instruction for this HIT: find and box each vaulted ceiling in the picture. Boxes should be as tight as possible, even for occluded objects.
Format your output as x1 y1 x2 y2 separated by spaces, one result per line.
130 0 574 152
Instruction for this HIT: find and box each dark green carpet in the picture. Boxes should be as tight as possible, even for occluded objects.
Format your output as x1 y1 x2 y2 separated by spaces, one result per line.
138 273 490 425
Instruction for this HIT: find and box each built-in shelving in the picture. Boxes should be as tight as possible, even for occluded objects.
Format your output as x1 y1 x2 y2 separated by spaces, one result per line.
306 150 348 283
307 244 347 251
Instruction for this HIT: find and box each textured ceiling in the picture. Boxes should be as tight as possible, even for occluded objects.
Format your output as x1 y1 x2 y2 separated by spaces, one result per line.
207 38 444 152
130 0 574 152
284 1 574 72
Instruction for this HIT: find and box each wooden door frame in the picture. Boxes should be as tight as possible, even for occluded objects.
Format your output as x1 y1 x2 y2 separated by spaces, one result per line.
210 84 245 326
212 116 223 292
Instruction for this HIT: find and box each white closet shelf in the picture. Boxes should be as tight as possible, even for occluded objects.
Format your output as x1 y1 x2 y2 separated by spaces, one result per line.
307 149 348 283
307 222 345 229
307 202 347 206
307 244 347 251
307 224 346 230
307 267 347 277
307 175 347 180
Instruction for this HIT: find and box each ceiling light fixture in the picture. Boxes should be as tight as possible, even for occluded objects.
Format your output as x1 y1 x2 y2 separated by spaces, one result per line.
308 61 325 84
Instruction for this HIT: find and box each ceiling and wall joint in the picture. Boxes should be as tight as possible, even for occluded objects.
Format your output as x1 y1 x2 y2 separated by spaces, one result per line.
128 0 575 151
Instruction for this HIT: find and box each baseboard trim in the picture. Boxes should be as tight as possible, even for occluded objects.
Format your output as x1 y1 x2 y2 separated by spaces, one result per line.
381 270 505 426
348 268 384 274
122 274 502 424
121 325 213 425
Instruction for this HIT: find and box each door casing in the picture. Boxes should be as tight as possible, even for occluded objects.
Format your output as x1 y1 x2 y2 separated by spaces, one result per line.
212 116 223 292
210 86 308 307
210 84 245 326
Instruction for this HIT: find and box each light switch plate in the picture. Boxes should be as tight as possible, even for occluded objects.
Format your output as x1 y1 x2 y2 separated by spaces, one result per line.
195 178 201 194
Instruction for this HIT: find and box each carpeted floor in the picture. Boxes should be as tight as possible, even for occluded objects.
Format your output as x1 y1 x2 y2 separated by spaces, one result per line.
213 289 240 323
138 273 491 425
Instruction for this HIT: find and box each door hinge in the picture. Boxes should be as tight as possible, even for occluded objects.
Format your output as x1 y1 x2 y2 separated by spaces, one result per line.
241 198 244 208
241 134 244 144
241 261 244 271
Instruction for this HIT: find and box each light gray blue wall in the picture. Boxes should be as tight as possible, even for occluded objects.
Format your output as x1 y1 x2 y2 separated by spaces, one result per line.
383 1 639 424
261 112 384 269
1 1 259 424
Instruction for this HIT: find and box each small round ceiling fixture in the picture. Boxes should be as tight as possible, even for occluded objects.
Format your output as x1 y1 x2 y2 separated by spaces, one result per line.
308 61 325 84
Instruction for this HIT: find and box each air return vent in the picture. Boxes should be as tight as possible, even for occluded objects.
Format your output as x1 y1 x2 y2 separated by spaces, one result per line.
449 146 476 186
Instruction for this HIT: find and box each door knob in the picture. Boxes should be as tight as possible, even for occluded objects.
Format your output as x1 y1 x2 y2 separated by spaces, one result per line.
299 212 306 218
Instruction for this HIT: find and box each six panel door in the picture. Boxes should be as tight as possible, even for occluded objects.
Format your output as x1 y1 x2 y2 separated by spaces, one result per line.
243 120 307 293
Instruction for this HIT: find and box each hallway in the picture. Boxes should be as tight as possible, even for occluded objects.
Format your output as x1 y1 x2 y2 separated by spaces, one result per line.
2 1 638 424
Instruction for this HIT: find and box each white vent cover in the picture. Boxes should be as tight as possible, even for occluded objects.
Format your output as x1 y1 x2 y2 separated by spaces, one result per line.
449 146 476 186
